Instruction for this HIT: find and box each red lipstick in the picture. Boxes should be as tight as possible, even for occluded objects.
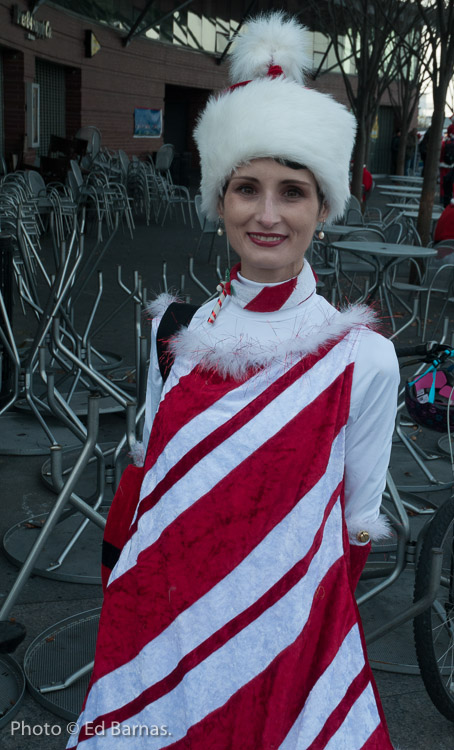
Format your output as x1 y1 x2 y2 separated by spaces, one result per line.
247 233 287 247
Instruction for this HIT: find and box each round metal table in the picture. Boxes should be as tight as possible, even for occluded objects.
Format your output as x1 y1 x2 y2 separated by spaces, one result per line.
331 240 437 300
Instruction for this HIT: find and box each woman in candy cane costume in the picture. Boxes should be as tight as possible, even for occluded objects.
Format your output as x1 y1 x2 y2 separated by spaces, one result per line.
69 13 399 750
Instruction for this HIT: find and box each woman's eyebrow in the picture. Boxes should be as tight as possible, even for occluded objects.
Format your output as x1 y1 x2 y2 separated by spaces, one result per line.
229 176 313 186
280 179 313 187
230 175 259 182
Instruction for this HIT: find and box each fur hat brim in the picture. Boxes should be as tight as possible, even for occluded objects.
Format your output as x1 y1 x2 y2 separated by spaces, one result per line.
194 76 356 223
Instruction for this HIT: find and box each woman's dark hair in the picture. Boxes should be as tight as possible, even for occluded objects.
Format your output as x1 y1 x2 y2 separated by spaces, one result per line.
276 159 325 208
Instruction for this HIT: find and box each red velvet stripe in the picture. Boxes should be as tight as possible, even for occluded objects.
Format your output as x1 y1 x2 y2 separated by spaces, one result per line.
244 276 297 312
146 260 319 475
348 542 371 591
100 564 110 592
305 666 370 750
229 262 241 281
76 485 342 741
156 560 361 750
138 341 347 535
360 724 394 749
145 368 241 473
353 576 394 749
91 368 353 683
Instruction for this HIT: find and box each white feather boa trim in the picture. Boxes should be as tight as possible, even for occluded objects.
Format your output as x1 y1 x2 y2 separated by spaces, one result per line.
347 513 393 546
168 304 378 380
129 440 145 468
146 293 181 319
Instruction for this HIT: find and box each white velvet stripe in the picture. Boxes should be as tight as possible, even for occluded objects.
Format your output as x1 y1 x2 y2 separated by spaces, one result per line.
324 682 381 750
229 261 315 311
137 347 324 509
278 623 365 749
74 436 345 729
70 501 345 749
110 337 353 586
284 284 315 308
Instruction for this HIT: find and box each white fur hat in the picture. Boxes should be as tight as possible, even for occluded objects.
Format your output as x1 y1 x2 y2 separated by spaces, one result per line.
193 12 357 223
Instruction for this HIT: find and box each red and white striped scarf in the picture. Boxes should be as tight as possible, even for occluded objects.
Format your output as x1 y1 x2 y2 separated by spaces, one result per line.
208 262 316 323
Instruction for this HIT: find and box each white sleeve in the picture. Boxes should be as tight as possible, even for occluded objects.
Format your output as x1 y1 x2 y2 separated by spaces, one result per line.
141 317 164 456
344 330 399 545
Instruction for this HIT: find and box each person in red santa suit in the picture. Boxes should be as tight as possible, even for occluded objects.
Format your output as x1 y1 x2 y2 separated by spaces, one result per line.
434 198 454 250
362 164 373 203
68 13 399 750
440 127 454 204
448 116 454 138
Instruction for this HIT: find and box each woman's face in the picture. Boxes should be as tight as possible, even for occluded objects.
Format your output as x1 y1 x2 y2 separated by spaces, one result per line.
218 158 328 283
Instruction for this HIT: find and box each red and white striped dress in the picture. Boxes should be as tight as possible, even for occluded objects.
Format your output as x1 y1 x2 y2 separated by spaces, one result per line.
68 263 398 749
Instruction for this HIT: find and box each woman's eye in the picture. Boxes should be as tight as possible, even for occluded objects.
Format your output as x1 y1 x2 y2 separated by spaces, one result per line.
284 188 303 198
237 184 255 195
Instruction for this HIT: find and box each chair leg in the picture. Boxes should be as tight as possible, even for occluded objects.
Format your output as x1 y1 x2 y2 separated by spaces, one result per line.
161 203 170 226
187 201 194 229
207 232 216 263
194 231 206 259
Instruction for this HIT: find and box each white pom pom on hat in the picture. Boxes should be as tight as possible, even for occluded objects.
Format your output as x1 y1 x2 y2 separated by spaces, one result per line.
229 11 312 85
193 11 357 223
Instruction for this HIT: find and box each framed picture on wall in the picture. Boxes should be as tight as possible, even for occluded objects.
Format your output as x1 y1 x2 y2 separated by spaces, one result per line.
27 83 40 148
133 108 162 138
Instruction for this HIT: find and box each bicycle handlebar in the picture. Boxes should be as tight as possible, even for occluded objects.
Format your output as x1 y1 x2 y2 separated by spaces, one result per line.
394 344 430 358
394 342 454 363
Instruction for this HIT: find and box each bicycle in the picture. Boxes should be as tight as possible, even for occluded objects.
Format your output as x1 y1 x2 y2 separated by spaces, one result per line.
359 341 454 722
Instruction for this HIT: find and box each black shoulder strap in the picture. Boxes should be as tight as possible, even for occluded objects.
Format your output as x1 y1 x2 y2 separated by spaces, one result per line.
156 302 198 382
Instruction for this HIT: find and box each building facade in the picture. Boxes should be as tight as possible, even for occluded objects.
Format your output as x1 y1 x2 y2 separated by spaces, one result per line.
0 1 398 174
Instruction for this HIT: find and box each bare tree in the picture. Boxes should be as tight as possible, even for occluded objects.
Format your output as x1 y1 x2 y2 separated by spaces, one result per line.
386 26 431 175
303 0 413 200
446 80 454 116
411 1 454 245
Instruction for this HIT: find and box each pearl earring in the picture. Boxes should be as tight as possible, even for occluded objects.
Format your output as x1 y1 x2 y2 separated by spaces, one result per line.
217 219 224 237
318 221 326 240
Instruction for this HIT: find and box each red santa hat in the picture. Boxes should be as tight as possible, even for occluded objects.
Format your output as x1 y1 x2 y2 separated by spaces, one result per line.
193 12 357 223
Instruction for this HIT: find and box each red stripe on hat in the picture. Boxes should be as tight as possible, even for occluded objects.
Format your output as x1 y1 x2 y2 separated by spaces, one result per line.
228 79 251 91
89 365 353 683
244 276 298 312
75 485 343 742
267 64 284 78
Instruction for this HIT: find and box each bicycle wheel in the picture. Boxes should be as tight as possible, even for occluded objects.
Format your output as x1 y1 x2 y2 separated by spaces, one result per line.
414 496 454 722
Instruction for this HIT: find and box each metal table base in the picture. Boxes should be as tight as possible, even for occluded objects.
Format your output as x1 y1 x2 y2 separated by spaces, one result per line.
15 391 125 417
24 608 100 722
40 442 127 496
2 508 109 584
0 411 78 456
0 654 26 729
359 568 419 674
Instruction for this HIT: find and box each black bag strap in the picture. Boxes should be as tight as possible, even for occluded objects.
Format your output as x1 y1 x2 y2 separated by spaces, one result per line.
156 302 198 382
